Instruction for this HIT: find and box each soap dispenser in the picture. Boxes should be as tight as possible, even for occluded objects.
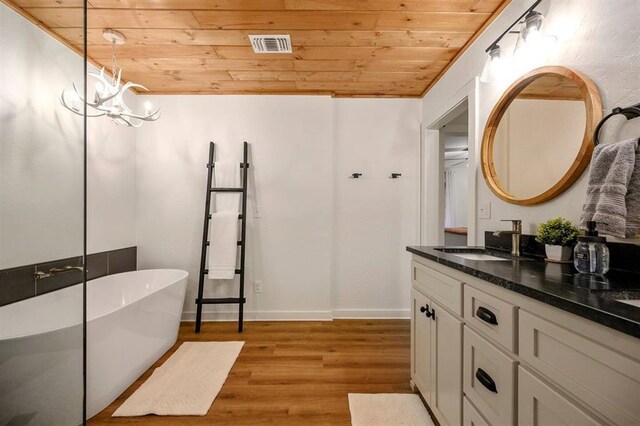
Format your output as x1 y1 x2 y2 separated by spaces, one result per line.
574 221 609 275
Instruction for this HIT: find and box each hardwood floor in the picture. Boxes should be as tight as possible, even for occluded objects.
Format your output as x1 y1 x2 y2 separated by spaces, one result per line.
89 319 413 425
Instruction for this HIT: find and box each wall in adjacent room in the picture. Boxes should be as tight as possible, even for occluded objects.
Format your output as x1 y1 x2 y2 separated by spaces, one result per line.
421 0 640 243
136 95 421 320
0 3 137 270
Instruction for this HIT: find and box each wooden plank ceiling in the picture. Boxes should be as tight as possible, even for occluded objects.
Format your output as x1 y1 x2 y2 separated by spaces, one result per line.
6 0 509 97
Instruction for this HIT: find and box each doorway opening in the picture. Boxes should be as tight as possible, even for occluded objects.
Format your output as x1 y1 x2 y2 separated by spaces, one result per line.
440 108 469 246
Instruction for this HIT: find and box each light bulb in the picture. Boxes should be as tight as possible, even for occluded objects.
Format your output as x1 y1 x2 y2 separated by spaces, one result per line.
144 101 153 114
95 81 104 94
515 11 557 57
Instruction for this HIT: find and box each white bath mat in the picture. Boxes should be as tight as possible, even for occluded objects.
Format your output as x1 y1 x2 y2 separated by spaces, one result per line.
112 341 244 417
348 393 435 426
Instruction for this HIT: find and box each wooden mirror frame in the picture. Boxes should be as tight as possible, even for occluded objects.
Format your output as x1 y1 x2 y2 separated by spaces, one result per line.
480 66 602 205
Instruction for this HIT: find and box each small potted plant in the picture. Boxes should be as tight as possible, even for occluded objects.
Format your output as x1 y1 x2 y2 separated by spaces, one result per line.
536 217 579 262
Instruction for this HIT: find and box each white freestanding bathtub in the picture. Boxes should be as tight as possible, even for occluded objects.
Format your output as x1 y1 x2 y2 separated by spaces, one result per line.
0 269 188 425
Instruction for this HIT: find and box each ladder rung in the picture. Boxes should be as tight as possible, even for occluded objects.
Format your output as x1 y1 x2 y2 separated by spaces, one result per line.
205 241 242 246
203 269 242 275
208 214 243 219
207 163 249 169
210 188 243 192
196 297 246 305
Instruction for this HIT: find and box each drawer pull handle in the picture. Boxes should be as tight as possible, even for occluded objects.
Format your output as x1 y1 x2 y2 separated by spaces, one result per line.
420 305 428 314
476 306 498 325
476 368 498 393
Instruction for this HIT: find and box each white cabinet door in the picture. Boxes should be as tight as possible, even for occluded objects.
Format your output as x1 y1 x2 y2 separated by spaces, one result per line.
518 367 601 426
411 289 433 399
430 300 463 426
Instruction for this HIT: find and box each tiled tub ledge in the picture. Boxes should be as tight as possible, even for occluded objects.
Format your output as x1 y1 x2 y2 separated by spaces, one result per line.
0 247 137 306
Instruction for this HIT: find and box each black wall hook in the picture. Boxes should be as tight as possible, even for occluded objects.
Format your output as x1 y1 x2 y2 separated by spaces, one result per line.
350 173 362 179
390 173 402 179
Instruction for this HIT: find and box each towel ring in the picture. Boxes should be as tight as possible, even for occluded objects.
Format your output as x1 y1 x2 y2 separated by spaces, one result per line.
593 103 640 145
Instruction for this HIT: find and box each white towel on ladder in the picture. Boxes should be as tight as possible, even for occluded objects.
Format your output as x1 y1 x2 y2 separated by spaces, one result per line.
208 162 241 280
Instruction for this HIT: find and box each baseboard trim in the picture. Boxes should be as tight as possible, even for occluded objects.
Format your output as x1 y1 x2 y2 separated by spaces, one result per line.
332 309 411 319
181 310 333 322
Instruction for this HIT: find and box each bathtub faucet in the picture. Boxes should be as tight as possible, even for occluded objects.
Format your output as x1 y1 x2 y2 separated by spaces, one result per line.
34 265 86 280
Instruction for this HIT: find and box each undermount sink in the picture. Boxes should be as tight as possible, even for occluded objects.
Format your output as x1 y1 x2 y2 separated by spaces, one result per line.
453 253 510 261
433 247 513 261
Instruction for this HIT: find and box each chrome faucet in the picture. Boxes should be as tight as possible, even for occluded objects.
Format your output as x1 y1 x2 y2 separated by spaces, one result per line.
493 220 522 257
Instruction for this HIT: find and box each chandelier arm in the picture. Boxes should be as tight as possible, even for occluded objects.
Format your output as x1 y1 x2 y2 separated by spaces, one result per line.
70 83 107 109
118 115 143 128
120 109 161 121
60 92 108 117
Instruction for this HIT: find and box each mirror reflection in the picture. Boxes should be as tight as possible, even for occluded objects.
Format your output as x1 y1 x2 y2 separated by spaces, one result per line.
492 74 587 200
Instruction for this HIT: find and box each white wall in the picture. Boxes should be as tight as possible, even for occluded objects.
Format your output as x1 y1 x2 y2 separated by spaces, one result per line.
0 3 136 269
136 95 336 320
422 0 640 243
87 99 137 254
136 96 420 320
332 99 420 318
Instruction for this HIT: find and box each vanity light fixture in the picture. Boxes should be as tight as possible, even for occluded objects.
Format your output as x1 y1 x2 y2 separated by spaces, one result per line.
60 29 160 127
480 0 556 83
480 45 503 83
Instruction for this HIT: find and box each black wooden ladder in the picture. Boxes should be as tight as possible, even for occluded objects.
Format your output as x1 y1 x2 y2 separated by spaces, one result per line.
195 141 249 333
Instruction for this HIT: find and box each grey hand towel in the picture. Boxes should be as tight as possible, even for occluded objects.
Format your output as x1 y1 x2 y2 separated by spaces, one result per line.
624 147 640 238
580 137 639 238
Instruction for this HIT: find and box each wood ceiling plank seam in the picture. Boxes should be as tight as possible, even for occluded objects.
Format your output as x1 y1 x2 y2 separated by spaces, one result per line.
67 29 478 49
74 0 503 13
190 11 382 31
419 0 511 97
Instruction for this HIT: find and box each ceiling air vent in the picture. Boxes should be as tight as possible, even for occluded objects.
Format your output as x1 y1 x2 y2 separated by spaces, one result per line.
249 35 292 53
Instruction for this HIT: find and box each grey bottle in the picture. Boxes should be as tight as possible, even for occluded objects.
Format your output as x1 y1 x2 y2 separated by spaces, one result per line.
574 221 609 275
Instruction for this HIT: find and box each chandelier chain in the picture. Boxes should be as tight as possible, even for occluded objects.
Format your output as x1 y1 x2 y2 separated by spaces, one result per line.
111 40 117 84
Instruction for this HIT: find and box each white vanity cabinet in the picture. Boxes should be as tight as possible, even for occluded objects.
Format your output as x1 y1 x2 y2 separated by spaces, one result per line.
410 254 640 426
411 263 463 426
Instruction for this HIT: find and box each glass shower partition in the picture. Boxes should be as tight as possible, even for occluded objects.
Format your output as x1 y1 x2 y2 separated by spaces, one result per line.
0 1 87 424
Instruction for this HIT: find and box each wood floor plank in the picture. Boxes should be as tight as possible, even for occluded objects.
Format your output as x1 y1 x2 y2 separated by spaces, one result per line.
89 319 412 425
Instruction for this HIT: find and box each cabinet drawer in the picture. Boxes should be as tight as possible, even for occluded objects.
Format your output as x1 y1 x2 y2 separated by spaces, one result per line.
464 326 516 426
463 397 489 426
518 366 600 426
519 310 640 425
412 261 462 315
464 284 517 352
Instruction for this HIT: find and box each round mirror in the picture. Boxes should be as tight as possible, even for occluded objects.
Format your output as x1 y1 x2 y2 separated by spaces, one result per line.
481 66 602 205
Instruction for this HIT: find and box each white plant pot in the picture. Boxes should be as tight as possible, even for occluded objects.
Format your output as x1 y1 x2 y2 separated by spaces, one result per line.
545 244 573 262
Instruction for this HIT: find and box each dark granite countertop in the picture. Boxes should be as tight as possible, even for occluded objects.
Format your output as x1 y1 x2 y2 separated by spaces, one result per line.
407 246 640 339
